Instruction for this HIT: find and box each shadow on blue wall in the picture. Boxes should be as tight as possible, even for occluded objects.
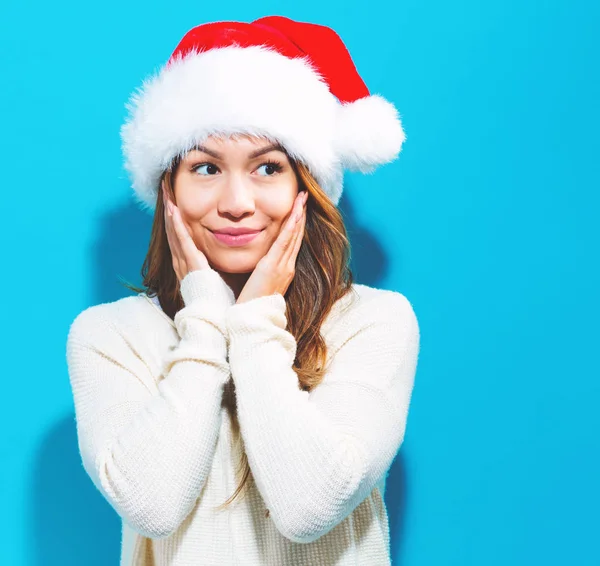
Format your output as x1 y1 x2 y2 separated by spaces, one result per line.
33 185 409 563
386 452 409 563
31 415 121 564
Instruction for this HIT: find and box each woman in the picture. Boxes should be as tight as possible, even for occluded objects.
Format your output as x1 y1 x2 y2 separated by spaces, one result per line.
66 15 420 566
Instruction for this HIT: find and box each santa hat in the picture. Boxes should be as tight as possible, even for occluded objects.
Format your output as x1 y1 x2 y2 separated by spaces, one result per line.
120 16 406 212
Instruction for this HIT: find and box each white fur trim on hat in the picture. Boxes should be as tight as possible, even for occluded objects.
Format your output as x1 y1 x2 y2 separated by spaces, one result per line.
120 45 404 212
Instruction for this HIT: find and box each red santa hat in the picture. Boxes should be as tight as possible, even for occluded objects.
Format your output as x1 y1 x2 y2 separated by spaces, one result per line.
120 15 406 212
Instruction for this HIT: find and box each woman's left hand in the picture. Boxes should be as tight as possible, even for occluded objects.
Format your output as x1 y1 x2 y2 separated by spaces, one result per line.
236 190 308 304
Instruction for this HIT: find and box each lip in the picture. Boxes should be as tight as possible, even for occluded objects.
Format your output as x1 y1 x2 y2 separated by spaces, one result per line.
210 229 264 247
212 227 263 235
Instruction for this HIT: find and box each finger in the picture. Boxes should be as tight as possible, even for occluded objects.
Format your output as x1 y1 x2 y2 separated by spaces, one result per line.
163 191 184 275
162 181 171 212
283 193 306 257
164 208 179 261
273 193 304 260
285 203 306 265
170 204 202 266
165 214 183 277
163 189 173 246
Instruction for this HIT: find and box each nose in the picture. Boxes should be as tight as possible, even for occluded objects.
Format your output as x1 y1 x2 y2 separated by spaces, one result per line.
216 172 256 218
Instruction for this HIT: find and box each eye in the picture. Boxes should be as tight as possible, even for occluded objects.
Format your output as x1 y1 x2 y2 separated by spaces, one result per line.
256 161 283 177
192 163 220 175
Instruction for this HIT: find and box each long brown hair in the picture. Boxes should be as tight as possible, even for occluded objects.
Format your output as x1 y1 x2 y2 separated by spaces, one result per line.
122 151 356 509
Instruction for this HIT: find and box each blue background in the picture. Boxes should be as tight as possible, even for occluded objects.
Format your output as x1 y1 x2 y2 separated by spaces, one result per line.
1 0 598 564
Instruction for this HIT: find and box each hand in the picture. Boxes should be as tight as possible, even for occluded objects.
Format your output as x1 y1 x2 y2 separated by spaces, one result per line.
162 181 210 281
236 190 308 304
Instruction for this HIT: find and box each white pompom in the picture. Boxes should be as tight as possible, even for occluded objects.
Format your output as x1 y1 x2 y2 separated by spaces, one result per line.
334 94 406 172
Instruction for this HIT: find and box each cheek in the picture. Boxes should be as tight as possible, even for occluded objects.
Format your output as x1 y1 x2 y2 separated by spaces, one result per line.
178 195 209 218
176 191 211 225
179 208 211 248
271 213 289 233
261 190 296 221
175 173 210 211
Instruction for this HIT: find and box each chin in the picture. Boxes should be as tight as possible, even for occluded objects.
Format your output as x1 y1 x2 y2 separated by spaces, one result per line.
207 253 260 274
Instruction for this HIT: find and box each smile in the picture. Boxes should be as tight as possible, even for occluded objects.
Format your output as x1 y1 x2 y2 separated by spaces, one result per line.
210 230 264 247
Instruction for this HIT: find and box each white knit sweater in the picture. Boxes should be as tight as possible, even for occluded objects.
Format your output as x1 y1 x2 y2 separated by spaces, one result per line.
66 268 420 565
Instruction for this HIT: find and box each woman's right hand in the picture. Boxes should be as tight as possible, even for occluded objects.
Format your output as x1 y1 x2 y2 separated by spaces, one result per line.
162 181 210 281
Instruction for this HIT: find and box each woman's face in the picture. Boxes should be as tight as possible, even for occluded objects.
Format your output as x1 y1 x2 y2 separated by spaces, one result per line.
172 134 300 274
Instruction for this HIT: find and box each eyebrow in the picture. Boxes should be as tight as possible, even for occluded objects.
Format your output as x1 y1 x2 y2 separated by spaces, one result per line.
190 142 286 160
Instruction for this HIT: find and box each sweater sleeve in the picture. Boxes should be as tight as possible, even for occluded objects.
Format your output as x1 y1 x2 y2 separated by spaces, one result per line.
66 268 234 539
224 291 420 544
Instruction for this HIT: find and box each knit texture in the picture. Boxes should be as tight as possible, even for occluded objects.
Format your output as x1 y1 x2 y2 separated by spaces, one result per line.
66 268 420 565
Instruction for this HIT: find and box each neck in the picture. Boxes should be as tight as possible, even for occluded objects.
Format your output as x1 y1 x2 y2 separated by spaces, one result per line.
217 271 251 302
